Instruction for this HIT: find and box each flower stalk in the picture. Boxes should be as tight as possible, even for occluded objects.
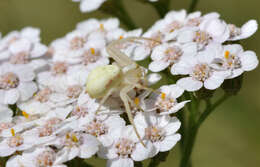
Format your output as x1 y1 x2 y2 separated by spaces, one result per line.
100 0 137 29
188 0 200 13
180 93 230 167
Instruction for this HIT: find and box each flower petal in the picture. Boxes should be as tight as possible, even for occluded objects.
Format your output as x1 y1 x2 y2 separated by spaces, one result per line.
159 134 181 152
177 77 203 91
107 158 134 167
240 51 258 71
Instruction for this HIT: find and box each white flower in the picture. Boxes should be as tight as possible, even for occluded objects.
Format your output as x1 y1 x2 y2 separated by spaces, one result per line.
37 62 84 93
144 10 187 41
199 17 230 43
0 27 40 52
2 37 48 70
134 113 181 155
228 20 258 41
176 46 230 91
177 18 229 49
149 42 197 74
99 125 156 167
0 63 37 104
77 114 125 147
17 87 78 116
0 105 14 136
0 104 13 123
106 28 142 43
143 10 220 42
73 0 106 13
76 18 120 40
53 132 100 162
0 129 37 157
7 147 67 167
142 84 190 115
147 73 162 86
211 44 258 79
50 30 88 64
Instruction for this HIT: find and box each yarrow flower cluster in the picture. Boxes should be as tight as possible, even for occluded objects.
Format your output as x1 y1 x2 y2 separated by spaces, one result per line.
0 7 258 167
142 10 258 91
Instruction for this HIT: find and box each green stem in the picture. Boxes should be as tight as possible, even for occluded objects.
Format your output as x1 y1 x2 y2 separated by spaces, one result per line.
134 161 143 167
148 151 170 167
197 94 230 127
150 2 169 18
188 0 200 13
115 0 137 29
137 0 170 18
100 0 137 30
180 94 230 167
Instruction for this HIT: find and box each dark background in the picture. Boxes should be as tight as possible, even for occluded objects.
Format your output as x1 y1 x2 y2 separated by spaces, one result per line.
0 0 259 166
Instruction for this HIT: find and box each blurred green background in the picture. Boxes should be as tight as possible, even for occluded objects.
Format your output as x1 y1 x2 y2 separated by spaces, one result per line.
0 0 259 167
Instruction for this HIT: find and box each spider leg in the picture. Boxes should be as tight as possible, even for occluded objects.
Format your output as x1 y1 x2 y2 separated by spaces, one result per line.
126 95 145 112
96 87 116 114
134 83 161 95
120 85 146 147
106 37 161 67
107 41 134 67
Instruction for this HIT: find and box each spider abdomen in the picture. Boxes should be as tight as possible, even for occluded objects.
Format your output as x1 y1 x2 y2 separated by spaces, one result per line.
86 65 122 98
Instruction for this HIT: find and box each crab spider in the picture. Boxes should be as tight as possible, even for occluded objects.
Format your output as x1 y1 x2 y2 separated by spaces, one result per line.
86 37 160 147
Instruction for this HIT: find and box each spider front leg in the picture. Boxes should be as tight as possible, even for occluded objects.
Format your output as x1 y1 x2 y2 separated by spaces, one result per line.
119 85 146 147
95 87 116 114
106 37 161 68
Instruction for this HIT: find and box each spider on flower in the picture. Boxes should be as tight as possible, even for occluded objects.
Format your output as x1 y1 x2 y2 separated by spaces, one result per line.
86 37 161 147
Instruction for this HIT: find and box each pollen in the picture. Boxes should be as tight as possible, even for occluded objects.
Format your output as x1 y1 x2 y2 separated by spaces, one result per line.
145 126 165 142
36 149 56 167
0 72 20 90
224 51 230 59
22 111 30 119
161 93 166 100
11 128 15 136
99 24 104 31
70 37 85 50
66 133 70 139
115 138 135 158
90 48 95 55
51 62 68 75
71 134 79 143
134 97 140 106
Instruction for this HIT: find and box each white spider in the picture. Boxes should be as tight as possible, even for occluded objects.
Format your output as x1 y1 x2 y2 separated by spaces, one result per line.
86 37 160 147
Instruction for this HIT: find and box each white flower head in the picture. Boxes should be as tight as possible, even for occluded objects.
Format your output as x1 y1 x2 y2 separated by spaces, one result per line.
78 114 125 147
51 30 88 64
149 42 197 74
100 125 156 167
52 131 100 163
177 18 229 50
0 128 37 157
176 46 230 91
7 147 67 167
141 84 189 115
0 105 14 136
134 113 181 155
211 44 258 79
76 18 120 39
0 27 40 52
228 20 258 41
0 63 37 104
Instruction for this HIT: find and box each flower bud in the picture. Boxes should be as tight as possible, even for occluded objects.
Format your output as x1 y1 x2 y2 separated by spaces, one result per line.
222 75 243 95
